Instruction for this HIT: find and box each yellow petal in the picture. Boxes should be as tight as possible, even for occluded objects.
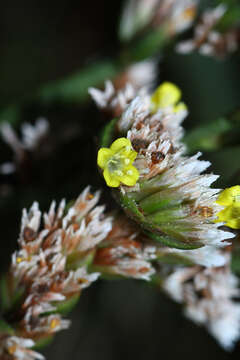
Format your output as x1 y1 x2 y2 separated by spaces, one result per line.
120 165 139 186
217 204 240 229
122 149 138 164
97 148 113 169
226 218 240 229
151 82 181 112
103 168 120 187
110 137 131 153
216 186 240 206
174 102 187 113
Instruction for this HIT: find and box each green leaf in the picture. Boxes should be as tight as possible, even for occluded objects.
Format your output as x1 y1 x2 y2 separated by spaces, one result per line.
217 4 240 30
0 317 14 335
127 28 168 62
0 274 11 312
37 60 119 104
231 248 240 275
66 250 95 271
207 146 240 187
0 105 21 126
184 117 232 153
100 118 118 148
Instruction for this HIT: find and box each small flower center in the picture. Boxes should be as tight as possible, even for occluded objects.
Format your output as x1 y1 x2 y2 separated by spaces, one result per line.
107 151 126 174
50 318 60 330
233 195 240 203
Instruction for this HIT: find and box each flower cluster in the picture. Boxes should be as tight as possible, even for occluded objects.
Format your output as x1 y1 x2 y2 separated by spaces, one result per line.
0 336 45 360
89 80 137 118
0 118 50 183
2 0 240 356
176 4 239 58
89 78 240 349
119 0 199 41
93 216 156 280
163 252 240 350
92 81 234 251
0 187 112 360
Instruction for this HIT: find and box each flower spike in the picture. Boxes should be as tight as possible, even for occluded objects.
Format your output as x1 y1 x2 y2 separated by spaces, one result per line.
93 82 234 250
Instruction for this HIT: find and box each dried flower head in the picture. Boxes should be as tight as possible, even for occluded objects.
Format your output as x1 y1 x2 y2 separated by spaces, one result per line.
1 187 112 359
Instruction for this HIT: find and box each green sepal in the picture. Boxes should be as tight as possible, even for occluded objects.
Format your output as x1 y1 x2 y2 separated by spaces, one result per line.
155 252 195 266
150 274 164 287
66 250 95 271
115 190 145 222
41 294 80 318
55 294 80 316
146 207 184 224
139 191 182 214
32 336 54 350
137 176 168 198
145 231 203 250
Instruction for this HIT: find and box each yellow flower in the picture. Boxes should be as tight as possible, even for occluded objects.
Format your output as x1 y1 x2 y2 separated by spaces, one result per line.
150 82 187 113
97 137 139 188
216 185 240 229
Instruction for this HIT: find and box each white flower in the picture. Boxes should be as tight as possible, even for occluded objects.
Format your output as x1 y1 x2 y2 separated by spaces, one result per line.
0 118 49 155
161 245 228 267
1 336 44 360
163 255 240 350
89 81 136 115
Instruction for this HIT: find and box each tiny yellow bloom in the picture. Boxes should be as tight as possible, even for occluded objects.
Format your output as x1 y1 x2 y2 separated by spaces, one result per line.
215 185 240 229
97 137 139 188
150 82 187 113
50 318 60 330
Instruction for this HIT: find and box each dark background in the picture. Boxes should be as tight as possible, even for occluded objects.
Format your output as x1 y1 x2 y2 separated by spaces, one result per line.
0 1 240 359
